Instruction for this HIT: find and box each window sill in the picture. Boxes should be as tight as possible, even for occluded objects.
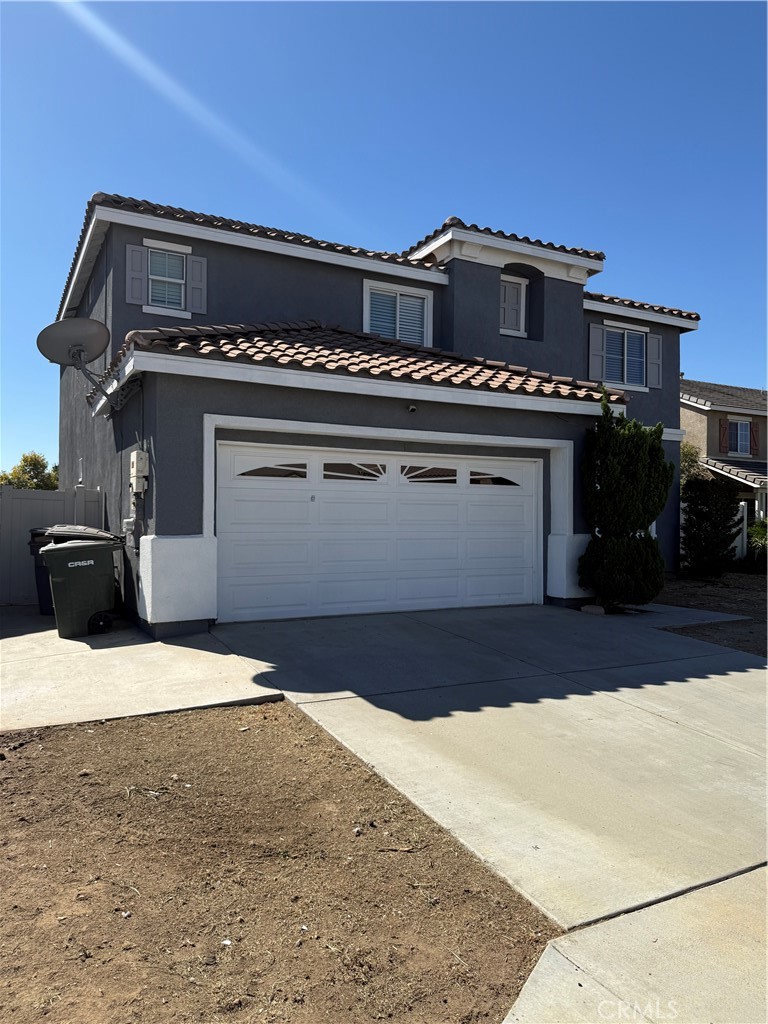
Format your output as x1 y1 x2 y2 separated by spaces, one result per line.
142 305 192 319
727 452 753 459
500 328 527 338
603 381 649 393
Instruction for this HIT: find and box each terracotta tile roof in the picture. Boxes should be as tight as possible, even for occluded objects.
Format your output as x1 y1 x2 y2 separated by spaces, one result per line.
404 216 605 260
700 457 767 488
585 291 700 323
680 378 767 413
57 193 444 319
98 321 624 407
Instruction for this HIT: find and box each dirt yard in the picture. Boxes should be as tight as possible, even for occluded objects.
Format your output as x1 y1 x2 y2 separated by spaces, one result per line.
0 700 557 1024
656 572 766 657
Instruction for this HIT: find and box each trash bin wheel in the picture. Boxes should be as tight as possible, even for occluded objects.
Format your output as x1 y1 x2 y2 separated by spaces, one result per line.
88 611 113 635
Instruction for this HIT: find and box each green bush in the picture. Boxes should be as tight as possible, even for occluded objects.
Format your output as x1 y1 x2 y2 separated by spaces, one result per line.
748 518 767 555
579 534 666 608
680 477 743 577
578 395 674 608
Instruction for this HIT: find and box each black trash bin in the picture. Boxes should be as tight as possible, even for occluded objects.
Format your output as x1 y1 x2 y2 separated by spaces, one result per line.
29 528 56 615
28 525 121 618
41 535 123 639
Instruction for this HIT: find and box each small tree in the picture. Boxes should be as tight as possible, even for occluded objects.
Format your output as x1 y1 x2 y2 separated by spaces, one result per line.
578 395 674 608
680 477 742 577
679 439 708 486
0 452 58 490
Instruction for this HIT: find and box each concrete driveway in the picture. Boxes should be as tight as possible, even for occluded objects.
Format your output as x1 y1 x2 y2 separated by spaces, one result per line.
214 602 766 1024
1 607 280 730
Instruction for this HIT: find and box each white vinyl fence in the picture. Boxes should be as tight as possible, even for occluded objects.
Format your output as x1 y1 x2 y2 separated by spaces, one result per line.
0 486 102 605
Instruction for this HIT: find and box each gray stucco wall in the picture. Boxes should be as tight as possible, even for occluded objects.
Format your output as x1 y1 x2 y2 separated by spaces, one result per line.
103 224 445 360
149 374 591 540
442 260 586 374
583 310 681 430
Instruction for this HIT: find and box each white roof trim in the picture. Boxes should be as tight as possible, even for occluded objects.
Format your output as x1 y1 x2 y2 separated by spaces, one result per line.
584 299 699 331
409 226 605 274
681 395 765 417
701 460 765 488
106 205 446 279
92 348 625 419
62 205 448 320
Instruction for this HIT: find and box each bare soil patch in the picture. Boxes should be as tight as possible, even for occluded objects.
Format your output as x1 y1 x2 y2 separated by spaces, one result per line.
0 700 557 1024
656 572 766 657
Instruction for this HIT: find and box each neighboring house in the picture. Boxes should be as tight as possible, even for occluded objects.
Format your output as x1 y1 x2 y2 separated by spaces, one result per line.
679 378 767 553
54 193 699 636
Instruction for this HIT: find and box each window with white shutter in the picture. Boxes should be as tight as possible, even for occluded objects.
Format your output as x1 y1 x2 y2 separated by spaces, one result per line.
364 281 431 346
500 276 526 336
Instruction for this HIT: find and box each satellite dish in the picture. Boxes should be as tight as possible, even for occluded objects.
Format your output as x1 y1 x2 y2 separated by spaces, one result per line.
37 318 110 366
35 317 136 414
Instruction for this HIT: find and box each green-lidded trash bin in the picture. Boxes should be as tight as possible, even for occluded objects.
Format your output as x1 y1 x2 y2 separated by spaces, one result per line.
41 536 123 639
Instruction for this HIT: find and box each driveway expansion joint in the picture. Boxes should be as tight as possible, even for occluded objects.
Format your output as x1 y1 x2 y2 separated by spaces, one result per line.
564 860 768 934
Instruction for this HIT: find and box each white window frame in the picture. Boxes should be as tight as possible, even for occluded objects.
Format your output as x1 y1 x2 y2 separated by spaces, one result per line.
500 274 528 338
363 280 433 347
603 325 647 388
728 416 752 457
147 247 186 311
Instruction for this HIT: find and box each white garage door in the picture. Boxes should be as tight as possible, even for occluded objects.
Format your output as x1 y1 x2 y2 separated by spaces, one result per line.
216 443 541 622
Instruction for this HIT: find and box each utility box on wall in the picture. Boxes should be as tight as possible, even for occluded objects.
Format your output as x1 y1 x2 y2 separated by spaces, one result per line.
130 449 149 494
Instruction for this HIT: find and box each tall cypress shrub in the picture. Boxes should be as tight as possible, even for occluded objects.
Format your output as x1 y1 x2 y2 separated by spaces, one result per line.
680 478 742 577
578 395 674 608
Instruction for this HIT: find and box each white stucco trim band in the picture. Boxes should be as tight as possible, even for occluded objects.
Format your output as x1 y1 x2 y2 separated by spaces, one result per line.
137 534 218 624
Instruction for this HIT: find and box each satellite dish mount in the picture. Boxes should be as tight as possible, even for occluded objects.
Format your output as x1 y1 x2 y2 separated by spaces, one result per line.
36 318 139 414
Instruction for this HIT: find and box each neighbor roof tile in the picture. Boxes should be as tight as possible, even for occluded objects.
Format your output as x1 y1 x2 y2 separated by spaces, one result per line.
680 379 766 412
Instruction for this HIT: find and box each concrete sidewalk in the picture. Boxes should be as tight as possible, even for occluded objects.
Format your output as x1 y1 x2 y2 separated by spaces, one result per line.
1 606 280 731
215 602 767 1024
506 867 766 1024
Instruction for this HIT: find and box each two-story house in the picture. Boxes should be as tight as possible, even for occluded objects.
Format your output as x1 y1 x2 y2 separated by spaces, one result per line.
53 193 699 636
679 378 767 553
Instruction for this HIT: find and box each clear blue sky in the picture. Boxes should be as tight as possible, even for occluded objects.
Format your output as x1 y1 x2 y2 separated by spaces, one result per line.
1 1 765 471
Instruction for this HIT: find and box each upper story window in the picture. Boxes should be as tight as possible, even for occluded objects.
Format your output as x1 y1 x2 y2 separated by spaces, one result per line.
605 328 646 386
728 419 751 455
148 249 185 309
500 275 527 337
589 322 663 390
363 281 432 346
126 239 207 319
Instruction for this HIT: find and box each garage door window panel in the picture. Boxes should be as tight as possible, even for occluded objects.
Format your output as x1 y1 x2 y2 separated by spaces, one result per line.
237 462 308 479
470 471 519 486
323 462 387 481
401 465 458 484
